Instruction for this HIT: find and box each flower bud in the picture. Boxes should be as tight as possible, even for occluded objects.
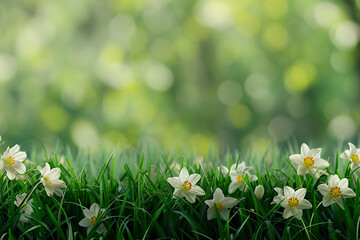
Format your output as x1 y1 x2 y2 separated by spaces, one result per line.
254 185 264 200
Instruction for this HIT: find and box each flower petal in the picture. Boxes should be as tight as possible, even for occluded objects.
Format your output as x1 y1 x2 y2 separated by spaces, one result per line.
341 188 356 198
179 167 189 182
295 188 306 199
309 148 322 159
338 178 348 189
79 218 92 227
13 152 27 161
207 208 216 220
283 208 293 219
184 193 196 203
301 143 310 157
328 175 340 187
205 199 214 208
219 209 229 221
213 188 224 202
9 145 20 156
322 195 334 207
167 177 181 188
334 197 344 210
188 174 201 185
189 185 205 196
317 184 329 196
96 223 106 234
297 166 307 175
284 186 295 197
13 163 26 174
340 151 349 160
83 209 93 219
90 203 100 216
298 199 312 209
312 159 329 168
6 169 16 180
222 197 238 208
349 142 357 154
228 181 238 194
289 154 304 166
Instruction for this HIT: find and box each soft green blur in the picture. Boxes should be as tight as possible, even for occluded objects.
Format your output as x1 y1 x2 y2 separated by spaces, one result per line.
1 0 360 154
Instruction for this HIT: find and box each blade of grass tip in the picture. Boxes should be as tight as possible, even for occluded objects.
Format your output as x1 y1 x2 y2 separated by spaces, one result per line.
342 196 355 236
283 155 297 173
356 216 360 240
227 154 232 170
232 215 250 239
160 154 173 177
335 151 339 174
141 203 167 240
135 152 144 182
96 154 113 183
236 153 241 168
19 225 43 239
45 205 66 240
214 205 224 239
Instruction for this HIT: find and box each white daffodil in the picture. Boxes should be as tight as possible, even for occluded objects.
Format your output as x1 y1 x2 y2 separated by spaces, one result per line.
271 186 312 219
340 142 360 171
79 203 106 235
0 145 27 180
14 193 33 223
167 167 205 203
254 185 265 200
205 188 238 220
37 163 66 197
289 143 329 178
317 175 356 210
229 162 258 193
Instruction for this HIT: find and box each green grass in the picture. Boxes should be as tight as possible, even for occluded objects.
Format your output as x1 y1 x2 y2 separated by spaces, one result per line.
0 142 359 239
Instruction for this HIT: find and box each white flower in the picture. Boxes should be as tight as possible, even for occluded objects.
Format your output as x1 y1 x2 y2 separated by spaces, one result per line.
340 142 360 171
317 175 356 210
271 186 312 219
167 167 205 203
0 145 27 180
205 188 238 220
254 185 265 200
218 166 230 176
79 203 106 234
228 162 258 193
14 193 33 223
289 143 329 178
37 163 66 197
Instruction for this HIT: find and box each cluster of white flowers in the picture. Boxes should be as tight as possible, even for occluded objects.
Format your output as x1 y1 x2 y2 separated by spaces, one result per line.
167 163 258 221
269 143 358 219
167 142 360 221
0 137 67 224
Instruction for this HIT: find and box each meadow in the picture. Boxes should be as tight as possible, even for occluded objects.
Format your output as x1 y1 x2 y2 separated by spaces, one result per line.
1 137 359 240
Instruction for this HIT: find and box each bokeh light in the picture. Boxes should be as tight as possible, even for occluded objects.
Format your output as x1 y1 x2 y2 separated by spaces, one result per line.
0 0 359 152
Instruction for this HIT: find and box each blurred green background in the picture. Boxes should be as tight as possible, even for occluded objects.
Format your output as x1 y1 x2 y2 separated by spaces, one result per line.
1 0 360 155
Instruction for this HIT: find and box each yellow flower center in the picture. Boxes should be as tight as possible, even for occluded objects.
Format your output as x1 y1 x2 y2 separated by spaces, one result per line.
288 197 299 207
330 187 341 198
215 202 223 211
44 177 52 185
236 175 244 183
304 157 314 167
5 156 15 166
351 154 359 163
90 216 97 225
182 181 192 191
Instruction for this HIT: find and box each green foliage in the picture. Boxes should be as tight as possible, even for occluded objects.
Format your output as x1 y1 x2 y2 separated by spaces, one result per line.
0 145 359 239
